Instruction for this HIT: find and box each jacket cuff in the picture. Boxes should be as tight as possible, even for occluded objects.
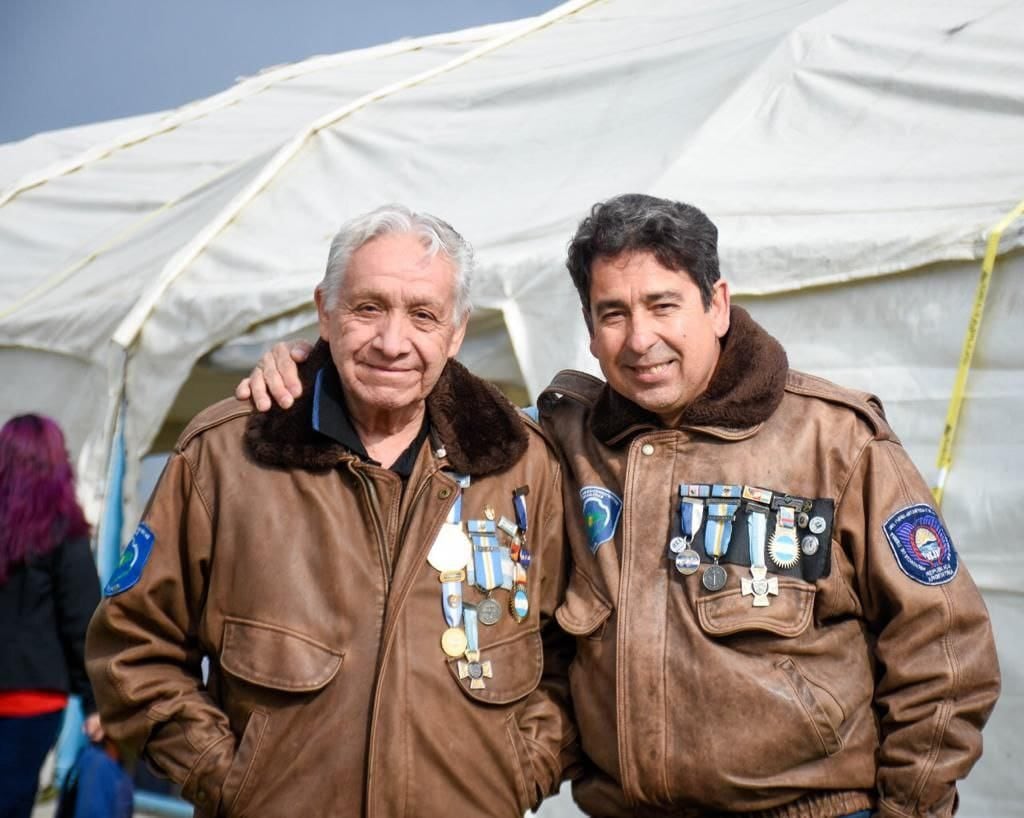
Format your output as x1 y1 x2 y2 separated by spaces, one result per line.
181 733 236 814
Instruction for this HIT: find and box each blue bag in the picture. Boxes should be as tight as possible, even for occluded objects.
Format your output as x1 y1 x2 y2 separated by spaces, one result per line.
55 743 133 818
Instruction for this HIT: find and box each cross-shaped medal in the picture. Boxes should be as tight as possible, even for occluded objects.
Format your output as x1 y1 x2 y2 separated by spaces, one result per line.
457 650 493 689
741 565 779 607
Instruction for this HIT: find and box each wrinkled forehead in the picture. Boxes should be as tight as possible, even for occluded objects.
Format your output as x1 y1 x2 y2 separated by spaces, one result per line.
343 235 459 302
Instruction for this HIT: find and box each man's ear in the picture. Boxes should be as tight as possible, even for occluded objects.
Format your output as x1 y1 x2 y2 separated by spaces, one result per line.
709 279 731 339
447 314 468 359
314 287 331 341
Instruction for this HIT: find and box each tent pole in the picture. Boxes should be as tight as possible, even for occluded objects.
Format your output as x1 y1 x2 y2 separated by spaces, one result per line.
50 399 126 787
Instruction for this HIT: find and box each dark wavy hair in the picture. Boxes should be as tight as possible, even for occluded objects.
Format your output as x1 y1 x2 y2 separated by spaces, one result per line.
0 414 90 584
566 193 720 324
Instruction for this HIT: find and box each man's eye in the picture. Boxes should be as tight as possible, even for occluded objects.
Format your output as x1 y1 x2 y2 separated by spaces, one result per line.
413 310 438 322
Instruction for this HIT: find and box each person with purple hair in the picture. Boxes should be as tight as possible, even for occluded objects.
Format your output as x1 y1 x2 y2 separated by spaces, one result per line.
0 414 105 818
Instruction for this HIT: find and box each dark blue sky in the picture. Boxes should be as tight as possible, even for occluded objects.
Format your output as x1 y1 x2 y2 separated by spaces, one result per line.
1 0 563 144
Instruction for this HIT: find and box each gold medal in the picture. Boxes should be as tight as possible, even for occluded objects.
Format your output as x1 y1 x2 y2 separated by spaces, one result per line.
441 627 468 657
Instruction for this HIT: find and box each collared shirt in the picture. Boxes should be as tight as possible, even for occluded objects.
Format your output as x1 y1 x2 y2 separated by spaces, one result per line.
311 365 430 478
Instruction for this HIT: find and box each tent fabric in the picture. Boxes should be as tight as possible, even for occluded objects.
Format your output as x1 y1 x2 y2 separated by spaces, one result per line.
1 2 1021 815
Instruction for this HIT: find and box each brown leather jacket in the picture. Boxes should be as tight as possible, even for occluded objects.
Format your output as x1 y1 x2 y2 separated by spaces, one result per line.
87 350 577 818
541 307 999 818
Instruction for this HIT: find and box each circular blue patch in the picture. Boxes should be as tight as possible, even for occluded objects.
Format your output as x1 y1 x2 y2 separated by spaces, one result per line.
103 522 156 596
580 486 622 554
883 504 958 586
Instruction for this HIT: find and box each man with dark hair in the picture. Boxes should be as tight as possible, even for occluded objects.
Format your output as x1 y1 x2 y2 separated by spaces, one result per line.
241 193 999 818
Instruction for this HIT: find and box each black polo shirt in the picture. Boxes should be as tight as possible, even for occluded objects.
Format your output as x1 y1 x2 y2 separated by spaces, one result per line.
311 365 430 478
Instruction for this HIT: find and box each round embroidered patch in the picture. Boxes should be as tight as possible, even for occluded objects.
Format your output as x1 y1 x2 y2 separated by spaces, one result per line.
883 504 958 586
580 486 622 554
103 522 156 596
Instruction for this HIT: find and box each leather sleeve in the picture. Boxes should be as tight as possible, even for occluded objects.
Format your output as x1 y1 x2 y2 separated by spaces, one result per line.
836 438 1000 818
513 457 581 807
86 450 235 814
53 536 101 713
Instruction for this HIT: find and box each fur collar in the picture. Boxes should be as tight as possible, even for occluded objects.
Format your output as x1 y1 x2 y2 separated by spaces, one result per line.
245 340 528 476
591 306 788 443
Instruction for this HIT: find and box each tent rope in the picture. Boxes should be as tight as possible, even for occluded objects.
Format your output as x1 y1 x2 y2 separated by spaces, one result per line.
932 198 1024 507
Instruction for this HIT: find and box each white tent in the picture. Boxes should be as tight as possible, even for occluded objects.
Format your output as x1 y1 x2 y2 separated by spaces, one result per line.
1 1 1021 815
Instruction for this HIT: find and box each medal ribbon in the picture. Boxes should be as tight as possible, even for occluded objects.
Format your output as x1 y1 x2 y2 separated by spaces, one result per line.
712 484 742 498
747 507 768 569
680 483 711 498
464 604 480 654
679 497 705 541
439 473 470 627
513 487 529 535
468 520 502 590
704 501 739 559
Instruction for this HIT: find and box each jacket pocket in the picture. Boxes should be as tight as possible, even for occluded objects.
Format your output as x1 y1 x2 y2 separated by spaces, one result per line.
219 709 268 817
220 616 344 692
216 619 343 816
777 657 845 755
446 627 543 705
555 568 613 639
695 578 815 638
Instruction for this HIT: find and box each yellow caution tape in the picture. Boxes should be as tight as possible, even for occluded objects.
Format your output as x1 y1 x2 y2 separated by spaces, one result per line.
932 199 1024 506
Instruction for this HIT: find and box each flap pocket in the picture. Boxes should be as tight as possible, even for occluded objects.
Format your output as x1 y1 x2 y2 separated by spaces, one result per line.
447 628 543 705
555 569 612 637
696 579 814 638
221 617 343 692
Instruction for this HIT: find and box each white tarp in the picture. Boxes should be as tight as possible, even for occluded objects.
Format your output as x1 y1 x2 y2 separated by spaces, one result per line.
1 1 1021 815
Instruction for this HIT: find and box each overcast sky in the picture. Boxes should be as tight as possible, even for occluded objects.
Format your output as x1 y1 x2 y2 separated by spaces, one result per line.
1 0 563 144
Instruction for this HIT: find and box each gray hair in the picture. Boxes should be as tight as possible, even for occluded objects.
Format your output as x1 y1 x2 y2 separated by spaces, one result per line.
317 204 474 321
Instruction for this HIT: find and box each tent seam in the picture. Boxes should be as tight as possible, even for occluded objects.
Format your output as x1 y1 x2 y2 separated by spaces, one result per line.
110 0 605 350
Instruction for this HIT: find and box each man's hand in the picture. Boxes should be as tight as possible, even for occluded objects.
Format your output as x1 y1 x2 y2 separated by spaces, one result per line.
235 340 314 411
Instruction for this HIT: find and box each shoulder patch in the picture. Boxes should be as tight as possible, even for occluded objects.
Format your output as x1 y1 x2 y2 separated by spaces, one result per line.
580 486 622 554
883 504 958 585
104 523 156 596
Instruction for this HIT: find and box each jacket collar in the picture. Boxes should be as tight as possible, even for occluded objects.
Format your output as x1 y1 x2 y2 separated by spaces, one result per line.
246 340 528 476
591 305 789 444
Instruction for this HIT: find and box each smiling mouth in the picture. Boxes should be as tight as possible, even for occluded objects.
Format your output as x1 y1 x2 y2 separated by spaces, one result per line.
629 362 673 377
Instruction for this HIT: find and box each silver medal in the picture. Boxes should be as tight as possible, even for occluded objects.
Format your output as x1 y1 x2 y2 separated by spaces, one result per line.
800 534 820 556
668 536 687 554
674 548 701 575
702 563 728 592
477 597 502 626
809 516 827 535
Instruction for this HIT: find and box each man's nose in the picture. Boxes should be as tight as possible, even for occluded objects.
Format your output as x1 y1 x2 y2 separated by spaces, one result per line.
625 315 657 354
372 313 411 356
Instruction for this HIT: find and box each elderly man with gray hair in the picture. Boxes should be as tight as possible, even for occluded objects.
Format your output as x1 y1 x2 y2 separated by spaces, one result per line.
86 205 578 818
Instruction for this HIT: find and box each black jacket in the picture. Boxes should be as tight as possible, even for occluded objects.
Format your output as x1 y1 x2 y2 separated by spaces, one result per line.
0 536 100 713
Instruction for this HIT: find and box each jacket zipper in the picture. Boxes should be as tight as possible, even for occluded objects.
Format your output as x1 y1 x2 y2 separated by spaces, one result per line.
365 466 452 817
347 462 391 593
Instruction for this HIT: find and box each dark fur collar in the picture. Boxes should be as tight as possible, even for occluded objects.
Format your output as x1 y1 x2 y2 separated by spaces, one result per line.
245 340 528 476
591 306 788 443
